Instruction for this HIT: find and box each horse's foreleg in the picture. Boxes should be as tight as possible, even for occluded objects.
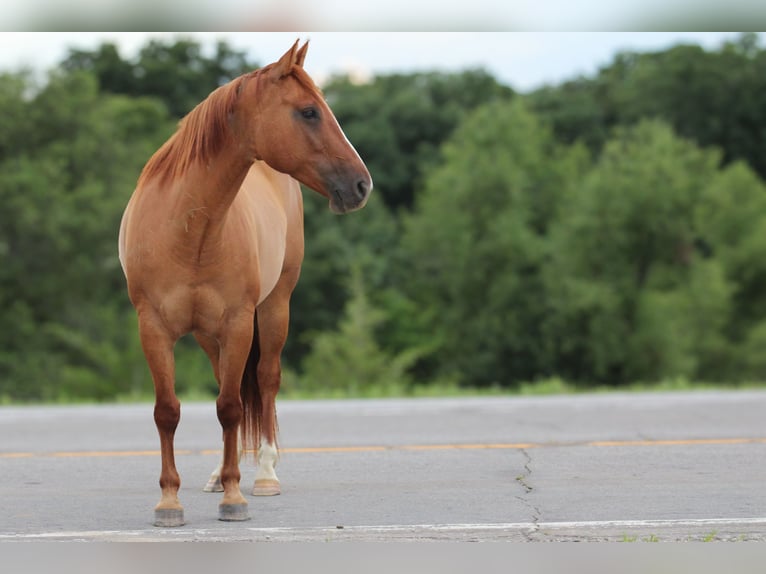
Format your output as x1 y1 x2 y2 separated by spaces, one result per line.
194 332 234 494
215 312 254 521
252 274 296 496
138 311 184 527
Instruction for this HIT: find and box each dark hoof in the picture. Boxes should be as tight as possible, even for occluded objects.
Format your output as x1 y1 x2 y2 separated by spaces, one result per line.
219 503 250 522
154 508 185 527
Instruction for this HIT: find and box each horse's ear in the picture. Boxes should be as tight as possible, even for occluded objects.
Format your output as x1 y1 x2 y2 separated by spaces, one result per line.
295 40 309 68
273 39 301 78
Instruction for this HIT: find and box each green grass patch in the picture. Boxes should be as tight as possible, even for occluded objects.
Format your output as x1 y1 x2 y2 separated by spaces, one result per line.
4 377 766 405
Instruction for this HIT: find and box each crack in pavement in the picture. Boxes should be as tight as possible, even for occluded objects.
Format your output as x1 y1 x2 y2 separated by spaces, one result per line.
514 448 542 541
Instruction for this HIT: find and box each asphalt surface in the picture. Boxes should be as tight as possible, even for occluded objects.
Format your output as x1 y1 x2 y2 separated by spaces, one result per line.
2 391 766 541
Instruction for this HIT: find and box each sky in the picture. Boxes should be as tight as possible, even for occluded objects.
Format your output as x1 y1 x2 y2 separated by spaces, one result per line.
5 1 766 32
0 32 750 93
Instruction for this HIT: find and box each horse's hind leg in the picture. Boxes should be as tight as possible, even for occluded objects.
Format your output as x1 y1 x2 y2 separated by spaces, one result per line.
251 270 299 496
138 310 184 527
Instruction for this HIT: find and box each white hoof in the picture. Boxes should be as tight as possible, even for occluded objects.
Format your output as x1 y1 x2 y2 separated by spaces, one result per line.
252 479 281 496
203 476 223 493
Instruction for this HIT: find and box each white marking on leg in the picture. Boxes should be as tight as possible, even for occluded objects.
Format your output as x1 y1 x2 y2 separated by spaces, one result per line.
204 431 243 492
255 439 279 482
203 458 224 492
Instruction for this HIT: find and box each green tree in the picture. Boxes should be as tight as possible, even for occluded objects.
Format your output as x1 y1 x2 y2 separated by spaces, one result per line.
287 190 400 367
694 161 766 379
63 38 259 117
527 33 766 182
324 69 514 211
0 68 174 400
546 120 733 384
298 266 419 396
399 99 588 387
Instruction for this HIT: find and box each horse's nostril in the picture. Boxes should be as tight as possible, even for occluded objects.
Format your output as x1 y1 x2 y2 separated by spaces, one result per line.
356 179 369 199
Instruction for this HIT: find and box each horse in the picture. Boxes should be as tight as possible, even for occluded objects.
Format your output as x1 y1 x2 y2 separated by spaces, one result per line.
118 40 372 527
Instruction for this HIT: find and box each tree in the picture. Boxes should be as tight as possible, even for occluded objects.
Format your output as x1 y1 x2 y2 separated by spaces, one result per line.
8 35 766 401
545 120 732 384
0 67 174 400
527 34 766 182
286 190 399 367
323 69 514 211
695 161 766 379
63 38 260 117
398 99 588 387
297 265 419 396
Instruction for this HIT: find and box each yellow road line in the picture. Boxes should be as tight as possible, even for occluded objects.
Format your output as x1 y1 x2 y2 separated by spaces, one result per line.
3 437 766 459
50 450 193 458
401 443 538 451
283 446 389 454
588 438 766 447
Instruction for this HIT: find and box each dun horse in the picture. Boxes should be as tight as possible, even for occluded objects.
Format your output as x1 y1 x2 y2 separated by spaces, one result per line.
118 41 372 526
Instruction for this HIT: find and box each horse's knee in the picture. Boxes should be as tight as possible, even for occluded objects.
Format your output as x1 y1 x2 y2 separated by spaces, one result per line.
216 394 243 429
154 396 181 432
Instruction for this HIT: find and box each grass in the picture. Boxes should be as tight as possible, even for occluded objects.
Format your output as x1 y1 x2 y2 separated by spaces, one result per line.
620 530 751 542
216 378 766 402
4 376 766 405
278 374 766 401
702 530 719 542
619 533 659 542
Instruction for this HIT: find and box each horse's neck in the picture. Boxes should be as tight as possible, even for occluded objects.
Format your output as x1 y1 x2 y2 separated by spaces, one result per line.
153 146 254 266
171 146 253 221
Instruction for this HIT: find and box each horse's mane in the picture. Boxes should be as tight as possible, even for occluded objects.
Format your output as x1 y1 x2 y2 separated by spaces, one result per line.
136 64 323 188
137 71 257 187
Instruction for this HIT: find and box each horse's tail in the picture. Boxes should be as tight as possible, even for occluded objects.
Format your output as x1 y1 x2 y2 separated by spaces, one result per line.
240 312 262 458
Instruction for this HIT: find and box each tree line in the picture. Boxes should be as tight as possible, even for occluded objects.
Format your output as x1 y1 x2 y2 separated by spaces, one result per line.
2 34 766 401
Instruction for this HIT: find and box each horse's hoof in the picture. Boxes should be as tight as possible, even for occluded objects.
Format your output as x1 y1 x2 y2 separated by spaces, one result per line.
219 503 250 522
154 508 185 527
252 479 281 496
203 477 224 493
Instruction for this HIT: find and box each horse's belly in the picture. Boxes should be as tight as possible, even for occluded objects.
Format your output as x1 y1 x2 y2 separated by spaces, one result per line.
255 248 285 306
251 212 288 306
235 164 297 306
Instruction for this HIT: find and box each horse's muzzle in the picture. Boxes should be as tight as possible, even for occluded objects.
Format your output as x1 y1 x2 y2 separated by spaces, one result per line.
329 175 372 214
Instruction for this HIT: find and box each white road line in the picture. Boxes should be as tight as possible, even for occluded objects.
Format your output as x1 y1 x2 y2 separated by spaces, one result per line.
3 518 766 541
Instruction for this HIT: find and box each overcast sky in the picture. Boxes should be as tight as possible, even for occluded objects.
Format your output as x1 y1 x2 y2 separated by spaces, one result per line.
0 32 749 92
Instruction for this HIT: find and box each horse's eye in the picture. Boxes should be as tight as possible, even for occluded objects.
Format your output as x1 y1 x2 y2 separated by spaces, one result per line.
301 107 319 120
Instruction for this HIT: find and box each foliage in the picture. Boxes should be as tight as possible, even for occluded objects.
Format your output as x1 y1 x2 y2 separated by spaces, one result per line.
62 38 259 117
545 121 733 384
527 33 766 181
399 99 589 386
286 190 401 366
297 265 421 396
323 69 514 211
0 67 174 401
4 35 766 402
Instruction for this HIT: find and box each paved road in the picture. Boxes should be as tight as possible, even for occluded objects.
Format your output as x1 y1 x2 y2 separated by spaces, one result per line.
1 391 766 541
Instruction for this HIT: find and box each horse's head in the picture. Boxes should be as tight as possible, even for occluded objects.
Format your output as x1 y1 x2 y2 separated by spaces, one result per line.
243 41 372 214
